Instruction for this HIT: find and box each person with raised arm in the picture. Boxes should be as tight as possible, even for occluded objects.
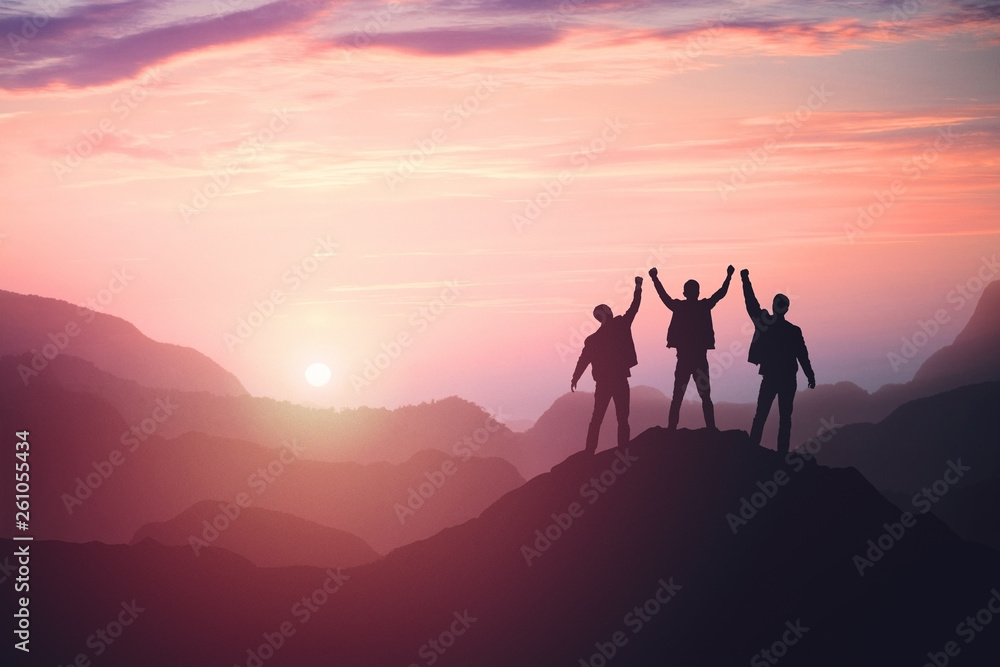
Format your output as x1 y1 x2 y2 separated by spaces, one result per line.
740 268 816 454
648 264 734 431
571 276 643 454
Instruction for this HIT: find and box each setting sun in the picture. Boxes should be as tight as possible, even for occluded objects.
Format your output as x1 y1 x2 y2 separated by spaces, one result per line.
305 362 332 387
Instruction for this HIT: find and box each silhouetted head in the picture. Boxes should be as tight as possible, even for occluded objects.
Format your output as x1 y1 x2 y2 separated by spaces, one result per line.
593 304 613 324
772 293 790 316
683 279 700 300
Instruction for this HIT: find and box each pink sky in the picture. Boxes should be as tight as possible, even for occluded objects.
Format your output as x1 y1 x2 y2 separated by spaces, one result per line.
1 0 998 420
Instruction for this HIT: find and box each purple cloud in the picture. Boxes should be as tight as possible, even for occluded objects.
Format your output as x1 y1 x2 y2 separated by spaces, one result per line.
0 0 331 90
345 24 561 55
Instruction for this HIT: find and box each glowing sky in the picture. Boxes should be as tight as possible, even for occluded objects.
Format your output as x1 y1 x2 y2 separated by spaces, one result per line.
1 0 998 420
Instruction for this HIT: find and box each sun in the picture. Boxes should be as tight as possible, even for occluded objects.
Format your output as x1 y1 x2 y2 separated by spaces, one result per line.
305 362 332 387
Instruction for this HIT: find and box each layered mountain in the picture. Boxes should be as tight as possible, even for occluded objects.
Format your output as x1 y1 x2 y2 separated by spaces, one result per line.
2 280 996 482
0 289 246 396
132 501 379 569
4 351 526 467
13 428 1000 666
0 378 524 553
892 276 1000 399
815 381 1000 550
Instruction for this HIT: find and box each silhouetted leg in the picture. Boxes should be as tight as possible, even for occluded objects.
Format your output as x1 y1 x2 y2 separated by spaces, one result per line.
702 401 716 431
612 377 631 447
693 353 715 429
668 354 692 430
586 382 612 454
776 376 797 455
749 375 778 448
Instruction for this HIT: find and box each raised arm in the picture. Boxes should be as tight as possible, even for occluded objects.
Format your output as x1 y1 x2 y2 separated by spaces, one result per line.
708 265 735 306
622 276 642 325
740 269 762 319
648 267 676 310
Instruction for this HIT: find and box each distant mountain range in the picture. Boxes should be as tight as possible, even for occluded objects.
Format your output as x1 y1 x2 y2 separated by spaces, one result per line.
11 428 999 666
4 351 526 466
132 501 379 569
4 281 996 481
0 289 246 396
0 290 532 557
0 373 524 553
815 381 1000 551
2 283 999 665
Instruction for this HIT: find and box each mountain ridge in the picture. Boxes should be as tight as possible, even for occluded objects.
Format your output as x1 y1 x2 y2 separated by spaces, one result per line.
0 289 247 397
13 426 1000 666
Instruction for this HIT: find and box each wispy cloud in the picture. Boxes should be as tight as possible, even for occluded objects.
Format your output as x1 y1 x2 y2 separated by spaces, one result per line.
0 0 334 90
5 0 998 91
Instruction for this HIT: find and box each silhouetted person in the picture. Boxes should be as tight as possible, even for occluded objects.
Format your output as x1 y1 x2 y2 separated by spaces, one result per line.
648 265 734 430
571 277 642 454
740 269 815 454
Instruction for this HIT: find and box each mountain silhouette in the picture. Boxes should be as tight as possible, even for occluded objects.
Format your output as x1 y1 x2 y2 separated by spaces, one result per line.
3 351 528 468
887 278 1000 400
0 377 524 553
14 280 996 484
131 500 379 569
11 428 999 666
3 281 997 481
816 381 1000 551
0 289 246 396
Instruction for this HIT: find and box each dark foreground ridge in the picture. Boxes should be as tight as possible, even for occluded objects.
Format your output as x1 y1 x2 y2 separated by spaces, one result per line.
7 427 1000 666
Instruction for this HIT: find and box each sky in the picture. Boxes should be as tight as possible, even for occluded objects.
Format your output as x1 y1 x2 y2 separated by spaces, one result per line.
0 0 998 422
